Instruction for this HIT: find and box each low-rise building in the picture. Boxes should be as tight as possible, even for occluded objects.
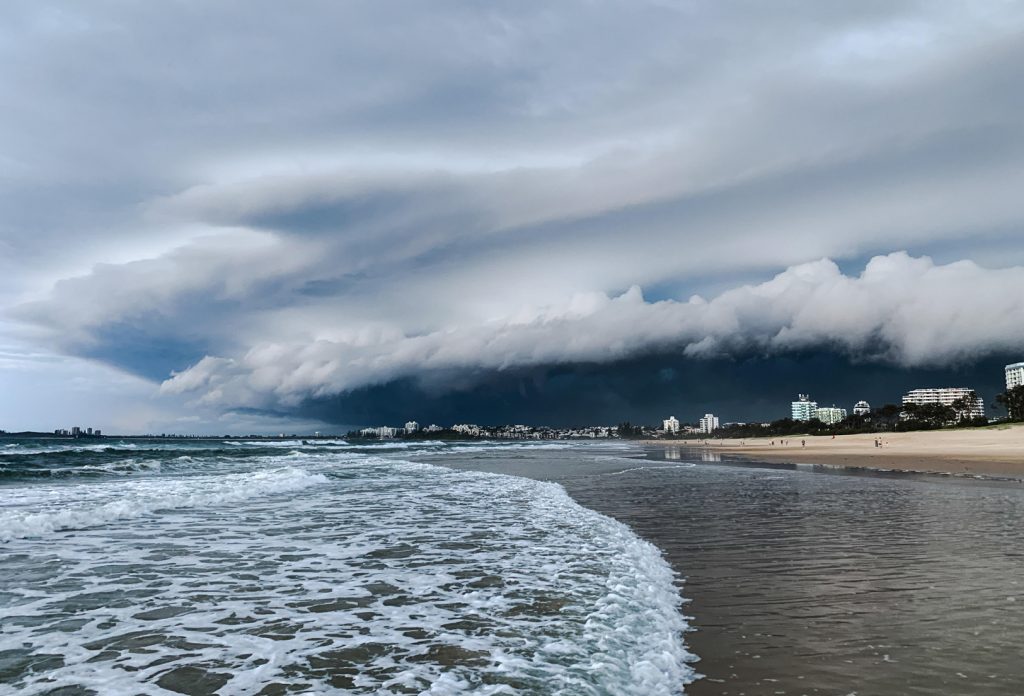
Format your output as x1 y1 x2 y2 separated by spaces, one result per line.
815 406 848 425
902 388 985 420
853 400 871 416
359 426 397 439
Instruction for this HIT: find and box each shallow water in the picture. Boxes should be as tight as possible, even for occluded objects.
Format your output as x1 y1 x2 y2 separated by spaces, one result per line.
0 438 693 695
435 444 1024 695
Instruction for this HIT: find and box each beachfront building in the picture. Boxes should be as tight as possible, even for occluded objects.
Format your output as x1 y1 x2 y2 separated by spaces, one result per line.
404 420 419 433
791 394 817 421
662 416 680 435
902 388 985 420
815 406 848 425
359 426 398 439
853 400 871 416
1006 362 1024 390
699 413 719 434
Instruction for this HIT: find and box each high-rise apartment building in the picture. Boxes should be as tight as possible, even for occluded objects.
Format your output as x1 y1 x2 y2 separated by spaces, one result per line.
791 394 817 421
1006 362 1024 390
699 413 719 434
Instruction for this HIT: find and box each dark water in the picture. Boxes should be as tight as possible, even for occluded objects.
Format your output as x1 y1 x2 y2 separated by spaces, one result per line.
433 443 1024 695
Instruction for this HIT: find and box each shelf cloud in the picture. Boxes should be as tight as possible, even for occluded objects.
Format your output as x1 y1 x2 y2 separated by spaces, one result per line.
154 253 1024 410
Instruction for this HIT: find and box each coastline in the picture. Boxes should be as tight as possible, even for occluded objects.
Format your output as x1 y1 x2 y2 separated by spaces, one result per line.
644 424 1024 479
438 441 1024 694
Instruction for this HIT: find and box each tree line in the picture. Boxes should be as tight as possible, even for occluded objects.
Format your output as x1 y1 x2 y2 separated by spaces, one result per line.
997 385 1024 422
660 386 1024 439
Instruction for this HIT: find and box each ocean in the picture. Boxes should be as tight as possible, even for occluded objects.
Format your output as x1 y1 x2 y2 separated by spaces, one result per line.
0 438 695 695
5 437 1024 695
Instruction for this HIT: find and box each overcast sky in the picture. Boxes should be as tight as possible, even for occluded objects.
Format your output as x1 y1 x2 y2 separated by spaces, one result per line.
3 1 1024 433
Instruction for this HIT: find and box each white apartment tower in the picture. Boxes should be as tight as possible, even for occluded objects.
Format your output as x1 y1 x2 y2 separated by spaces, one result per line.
404 420 420 433
1006 362 1024 390
815 407 848 425
791 394 817 421
902 388 985 420
699 413 719 434
662 416 680 435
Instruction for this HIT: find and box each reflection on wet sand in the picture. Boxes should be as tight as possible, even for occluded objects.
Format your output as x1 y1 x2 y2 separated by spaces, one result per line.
562 447 1024 695
663 445 721 462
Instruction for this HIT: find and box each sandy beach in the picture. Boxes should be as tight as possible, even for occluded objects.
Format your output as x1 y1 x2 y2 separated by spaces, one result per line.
652 424 1024 477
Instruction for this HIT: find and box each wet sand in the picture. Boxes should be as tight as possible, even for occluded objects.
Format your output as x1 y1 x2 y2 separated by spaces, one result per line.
649 425 1024 478
566 448 1024 695
435 443 1024 695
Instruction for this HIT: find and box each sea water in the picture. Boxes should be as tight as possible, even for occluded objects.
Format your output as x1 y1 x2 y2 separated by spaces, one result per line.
0 438 695 695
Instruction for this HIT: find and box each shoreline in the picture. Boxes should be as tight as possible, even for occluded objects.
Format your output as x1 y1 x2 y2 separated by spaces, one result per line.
643 424 1024 479
439 441 1024 694
554 442 1024 695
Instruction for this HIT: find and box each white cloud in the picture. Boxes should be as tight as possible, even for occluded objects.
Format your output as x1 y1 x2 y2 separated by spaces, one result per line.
160 253 1024 409
4 2 1024 426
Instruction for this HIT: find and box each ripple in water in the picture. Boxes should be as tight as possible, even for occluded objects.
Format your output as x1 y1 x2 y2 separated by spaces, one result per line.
0 447 695 695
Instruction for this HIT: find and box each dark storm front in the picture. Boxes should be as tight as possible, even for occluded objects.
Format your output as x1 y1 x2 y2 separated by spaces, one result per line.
0 439 694 695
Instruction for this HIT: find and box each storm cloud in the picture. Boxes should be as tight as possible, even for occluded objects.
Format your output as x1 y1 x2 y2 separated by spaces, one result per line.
2 1 1024 430
155 253 1024 410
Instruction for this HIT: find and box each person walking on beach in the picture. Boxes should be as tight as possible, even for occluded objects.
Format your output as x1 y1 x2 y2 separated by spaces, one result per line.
801 439 805 447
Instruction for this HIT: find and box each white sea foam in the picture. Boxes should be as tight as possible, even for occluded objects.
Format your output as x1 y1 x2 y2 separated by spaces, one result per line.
78 458 163 474
441 442 577 454
0 442 142 456
0 448 695 695
0 466 327 542
603 463 698 476
225 438 350 447
349 439 449 449
14 458 168 478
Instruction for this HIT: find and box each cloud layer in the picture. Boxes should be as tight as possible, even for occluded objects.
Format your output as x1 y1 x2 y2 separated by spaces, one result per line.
3 2 1024 427
158 253 1024 409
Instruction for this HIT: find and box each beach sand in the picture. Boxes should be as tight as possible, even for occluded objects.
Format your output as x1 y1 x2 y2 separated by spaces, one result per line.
653 424 1024 477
